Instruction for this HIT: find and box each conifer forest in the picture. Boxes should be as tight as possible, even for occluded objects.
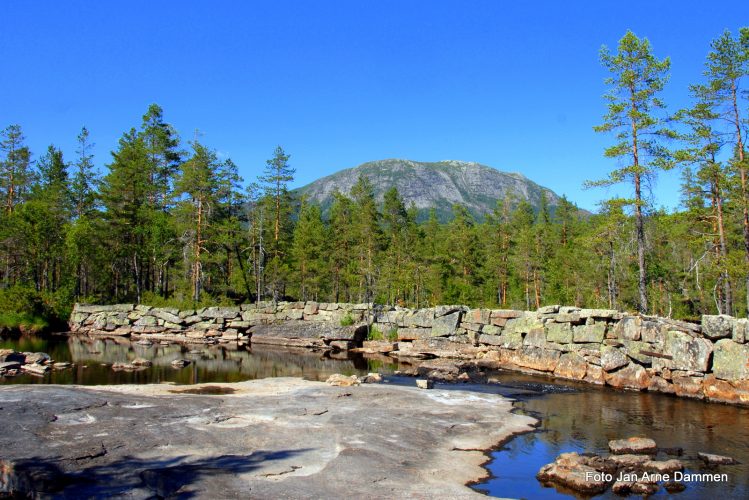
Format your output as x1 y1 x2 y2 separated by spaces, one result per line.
1 28 749 328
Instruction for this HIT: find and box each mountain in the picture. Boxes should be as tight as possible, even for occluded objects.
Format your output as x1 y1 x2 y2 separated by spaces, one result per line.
294 159 573 222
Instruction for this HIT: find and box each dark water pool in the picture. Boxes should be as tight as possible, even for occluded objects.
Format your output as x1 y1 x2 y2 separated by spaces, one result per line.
0 334 403 385
473 372 749 499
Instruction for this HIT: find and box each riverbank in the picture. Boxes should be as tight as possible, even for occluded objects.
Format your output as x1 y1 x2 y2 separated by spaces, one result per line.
68 302 749 405
0 378 535 498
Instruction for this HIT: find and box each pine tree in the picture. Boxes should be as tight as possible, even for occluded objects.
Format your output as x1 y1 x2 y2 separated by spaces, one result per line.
291 198 327 301
697 29 749 314
0 125 34 214
677 93 733 314
591 30 676 313
259 146 295 247
100 129 152 302
380 187 409 304
350 175 381 303
71 127 98 218
174 140 237 303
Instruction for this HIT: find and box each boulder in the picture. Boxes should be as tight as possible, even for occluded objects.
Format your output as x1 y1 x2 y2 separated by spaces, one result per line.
361 373 383 383
573 323 605 343
600 346 628 372
415 379 434 389
465 308 490 324
22 352 51 365
702 315 734 340
537 305 560 314
431 311 461 337
0 351 25 364
618 316 641 340
536 453 610 495
665 330 712 372
512 347 560 372
325 374 360 387
149 309 183 325
606 454 649 467
171 359 191 368
672 373 704 399
698 452 737 465
546 322 572 344
604 363 650 390
608 437 657 455
21 364 50 375
712 339 749 380
733 319 748 344
553 353 588 380
644 459 683 474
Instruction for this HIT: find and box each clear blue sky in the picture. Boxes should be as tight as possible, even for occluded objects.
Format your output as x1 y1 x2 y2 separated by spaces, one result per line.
1 1 745 212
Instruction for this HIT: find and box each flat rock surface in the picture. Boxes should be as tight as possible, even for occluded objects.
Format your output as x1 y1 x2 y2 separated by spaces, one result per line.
0 378 535 498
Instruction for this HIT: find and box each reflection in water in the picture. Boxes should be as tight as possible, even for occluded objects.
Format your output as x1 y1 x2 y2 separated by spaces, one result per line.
0 335 404 385
4 336 748 499
475 376 749 499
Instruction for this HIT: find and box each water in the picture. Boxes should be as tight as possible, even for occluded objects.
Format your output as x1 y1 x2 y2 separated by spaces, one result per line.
474 372 749 499
3 335 748 498
0 334 403 385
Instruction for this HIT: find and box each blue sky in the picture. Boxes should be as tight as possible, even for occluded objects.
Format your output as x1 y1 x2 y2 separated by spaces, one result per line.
1 1 745 212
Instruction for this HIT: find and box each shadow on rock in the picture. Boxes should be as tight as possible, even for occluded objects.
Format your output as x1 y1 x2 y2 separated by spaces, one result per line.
2 450 311 498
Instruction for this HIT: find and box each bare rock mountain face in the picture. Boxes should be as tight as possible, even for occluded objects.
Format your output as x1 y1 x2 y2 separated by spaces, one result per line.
295 159 569 222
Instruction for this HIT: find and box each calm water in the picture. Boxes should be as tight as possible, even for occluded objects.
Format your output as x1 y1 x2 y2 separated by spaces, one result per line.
0 334 403 385
2 335 747 498
474 372 749 499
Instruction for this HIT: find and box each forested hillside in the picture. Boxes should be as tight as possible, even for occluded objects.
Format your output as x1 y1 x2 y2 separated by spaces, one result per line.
1 28 748 329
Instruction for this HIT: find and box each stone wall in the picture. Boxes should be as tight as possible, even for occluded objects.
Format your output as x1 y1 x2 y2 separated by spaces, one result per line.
69 302 749 405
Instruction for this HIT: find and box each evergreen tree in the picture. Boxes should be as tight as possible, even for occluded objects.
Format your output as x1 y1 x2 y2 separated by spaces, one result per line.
291 198 327 300
350 175 381 303
0 125 33 214
696 29 749 314
99 129 152 302
71 126 98 218
591 30 676 313
174 140 237 303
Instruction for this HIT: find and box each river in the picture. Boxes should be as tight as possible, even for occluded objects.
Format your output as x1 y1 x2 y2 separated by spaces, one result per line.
2 334 747 498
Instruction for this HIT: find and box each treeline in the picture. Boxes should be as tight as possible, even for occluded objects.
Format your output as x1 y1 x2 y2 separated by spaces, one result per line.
1 28 748 326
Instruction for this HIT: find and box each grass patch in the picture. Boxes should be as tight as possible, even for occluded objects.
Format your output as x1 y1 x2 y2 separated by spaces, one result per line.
339 313 355 326
0 312 49 333
366 325 398 342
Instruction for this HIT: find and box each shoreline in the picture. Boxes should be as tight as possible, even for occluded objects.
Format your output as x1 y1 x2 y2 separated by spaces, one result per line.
0 378 536 498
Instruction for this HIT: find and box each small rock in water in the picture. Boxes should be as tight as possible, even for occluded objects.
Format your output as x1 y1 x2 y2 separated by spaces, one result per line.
416 379 434 390
536 452 610 495
608 436 657 455
611 480 634 495
698 452 737 465
630 480 659 495
664 481 687 493
112 362 146 371
606 454 649 468
131 358 152 367
21 364 50 376
135 339 153 346
53 362 72 370
361 372 383 384
23 352 51 365
326 374 360 387
171 359 191 368
644 459 683 474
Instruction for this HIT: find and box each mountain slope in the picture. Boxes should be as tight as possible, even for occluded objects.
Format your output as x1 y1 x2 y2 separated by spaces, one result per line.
295 159 569 221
